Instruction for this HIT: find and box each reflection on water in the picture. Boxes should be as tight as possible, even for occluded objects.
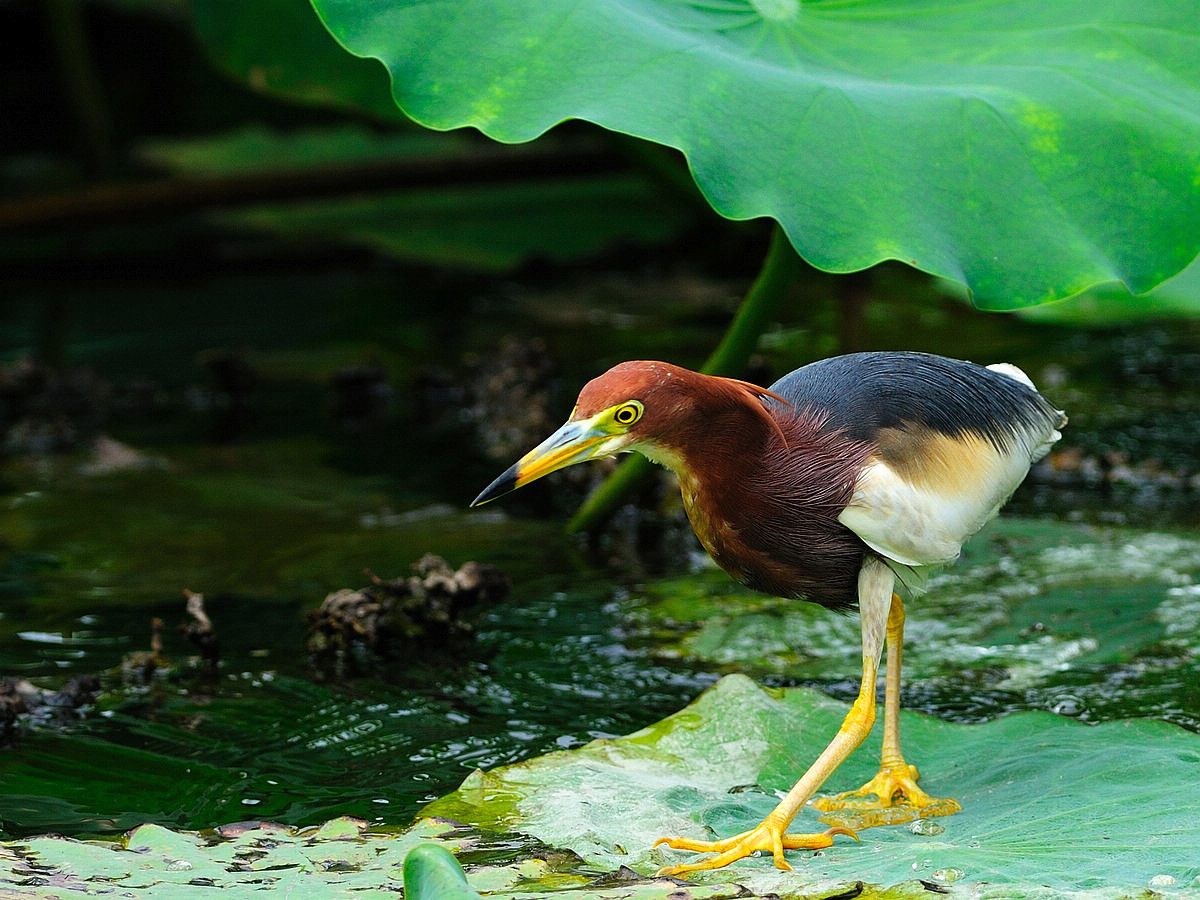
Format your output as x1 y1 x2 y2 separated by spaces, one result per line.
0 575 716 837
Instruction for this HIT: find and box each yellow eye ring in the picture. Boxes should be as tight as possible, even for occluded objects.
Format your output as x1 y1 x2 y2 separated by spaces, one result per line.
612 402 642 427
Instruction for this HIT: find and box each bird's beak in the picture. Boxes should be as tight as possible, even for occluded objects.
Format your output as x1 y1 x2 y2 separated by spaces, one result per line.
471 417 615 506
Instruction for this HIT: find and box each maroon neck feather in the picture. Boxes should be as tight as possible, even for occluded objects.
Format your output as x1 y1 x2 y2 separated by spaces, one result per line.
646 372 872 611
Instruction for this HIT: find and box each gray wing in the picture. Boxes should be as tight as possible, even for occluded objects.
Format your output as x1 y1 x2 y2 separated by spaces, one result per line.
770 353 1065 567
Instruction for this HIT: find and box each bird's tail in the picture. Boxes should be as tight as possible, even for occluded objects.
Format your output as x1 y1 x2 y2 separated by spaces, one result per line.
986 362 1067 460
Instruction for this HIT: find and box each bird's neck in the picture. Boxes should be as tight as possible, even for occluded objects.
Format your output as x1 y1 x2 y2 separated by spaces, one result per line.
639 396 779 582
639 392 776 490
637 389 870 606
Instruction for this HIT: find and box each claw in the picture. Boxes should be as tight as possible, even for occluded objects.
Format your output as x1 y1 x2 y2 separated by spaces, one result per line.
654 824 856 877
821 825 860 843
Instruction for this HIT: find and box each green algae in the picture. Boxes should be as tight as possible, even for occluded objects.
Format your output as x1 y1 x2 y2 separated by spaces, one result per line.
627 519 1200 703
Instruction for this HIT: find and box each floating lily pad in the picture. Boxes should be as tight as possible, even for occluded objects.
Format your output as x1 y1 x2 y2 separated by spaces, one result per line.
627 519 1200 689
5 678 1200 898
0 813 763 899
424 674 1200 897
135 126 694 270
2 817 461 898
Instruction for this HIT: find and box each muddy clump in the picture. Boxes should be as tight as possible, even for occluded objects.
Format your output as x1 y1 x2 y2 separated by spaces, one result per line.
305 554 510 678
0 357 109 455
1 675 101 748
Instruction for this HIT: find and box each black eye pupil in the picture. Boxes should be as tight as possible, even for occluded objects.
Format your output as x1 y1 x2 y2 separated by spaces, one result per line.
618 406 635 423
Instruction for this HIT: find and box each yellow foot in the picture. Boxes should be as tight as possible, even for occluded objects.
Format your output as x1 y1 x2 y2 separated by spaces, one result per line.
811 763 961 822
654 823 857 876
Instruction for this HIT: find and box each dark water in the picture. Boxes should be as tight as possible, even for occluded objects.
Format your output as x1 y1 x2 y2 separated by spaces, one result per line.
3 270 1200 840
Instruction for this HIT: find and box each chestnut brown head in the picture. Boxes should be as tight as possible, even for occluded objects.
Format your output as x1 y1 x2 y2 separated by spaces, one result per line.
471 360 782 506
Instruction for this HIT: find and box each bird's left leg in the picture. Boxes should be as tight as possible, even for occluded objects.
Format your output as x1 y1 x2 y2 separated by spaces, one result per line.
812 593 961 821
654 557 894 876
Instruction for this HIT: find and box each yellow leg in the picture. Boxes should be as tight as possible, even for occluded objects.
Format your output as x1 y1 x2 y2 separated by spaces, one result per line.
812 594 961 822
655 558 894 876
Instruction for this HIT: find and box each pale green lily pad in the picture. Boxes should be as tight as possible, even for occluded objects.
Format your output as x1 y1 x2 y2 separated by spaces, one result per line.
0 812 773 899
5 680 1200 898
424 674 1200 898
628 519 1200 685
1 817 458 898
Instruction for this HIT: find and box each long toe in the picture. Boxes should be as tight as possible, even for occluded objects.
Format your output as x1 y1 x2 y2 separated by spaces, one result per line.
655 824 853 877
811 763 960 830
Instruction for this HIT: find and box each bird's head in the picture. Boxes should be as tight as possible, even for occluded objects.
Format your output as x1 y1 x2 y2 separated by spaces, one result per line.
471 360 783 506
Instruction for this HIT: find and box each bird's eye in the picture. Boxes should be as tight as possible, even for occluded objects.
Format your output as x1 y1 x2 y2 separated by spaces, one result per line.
612 402 642 427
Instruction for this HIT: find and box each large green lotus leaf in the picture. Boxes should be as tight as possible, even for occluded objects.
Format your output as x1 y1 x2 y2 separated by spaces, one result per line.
135 126 693 270
934 252 1200 324
1014 255 1200 324
308 0 1200 310
188 0 405 121
424 674 1200 897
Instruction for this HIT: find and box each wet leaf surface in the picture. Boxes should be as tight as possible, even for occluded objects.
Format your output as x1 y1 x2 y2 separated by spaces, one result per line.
423 675 1200 897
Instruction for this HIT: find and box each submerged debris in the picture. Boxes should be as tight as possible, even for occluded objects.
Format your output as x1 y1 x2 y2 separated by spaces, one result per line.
416 335 584 494
1036 446 1200 494
181 590 221 674
0 675 100 748
4 593 220 743
305 555 510 678
419 337 699 573
118 592 223 683
77 435 167 476
120 617 171 683
330 358 392 430
195 349 258 443
0 357 108 455
0 357 179 469
7 593 224 741
460 335 560 464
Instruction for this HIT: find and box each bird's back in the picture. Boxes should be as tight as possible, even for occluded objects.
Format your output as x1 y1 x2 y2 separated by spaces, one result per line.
769 352 1065 571
768 352 1063 455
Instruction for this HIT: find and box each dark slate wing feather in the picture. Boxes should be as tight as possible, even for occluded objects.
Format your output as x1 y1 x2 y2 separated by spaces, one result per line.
767 351 1064 451
766 352 1064 573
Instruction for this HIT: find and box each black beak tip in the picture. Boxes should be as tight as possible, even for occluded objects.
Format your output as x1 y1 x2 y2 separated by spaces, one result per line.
471 464 520 507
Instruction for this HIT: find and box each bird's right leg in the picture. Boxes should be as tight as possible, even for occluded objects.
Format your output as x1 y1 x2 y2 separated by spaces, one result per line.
813 593 960 821
653 557 895 876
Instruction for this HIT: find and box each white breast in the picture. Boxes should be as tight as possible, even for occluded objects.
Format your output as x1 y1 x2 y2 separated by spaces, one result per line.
837 415 1061 569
